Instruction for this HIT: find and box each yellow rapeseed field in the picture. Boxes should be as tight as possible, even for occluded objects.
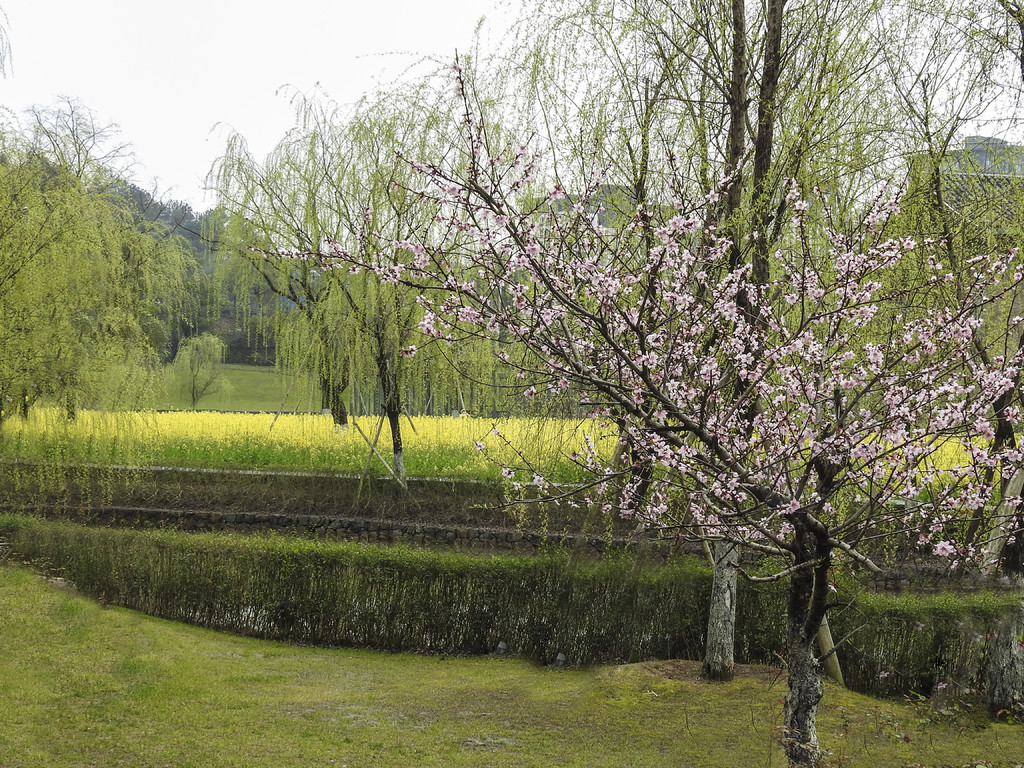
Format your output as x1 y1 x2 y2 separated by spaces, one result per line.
1 407 981 485
0 408 618 482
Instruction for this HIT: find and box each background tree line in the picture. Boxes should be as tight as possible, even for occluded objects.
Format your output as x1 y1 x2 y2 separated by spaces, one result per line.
0 101 207 423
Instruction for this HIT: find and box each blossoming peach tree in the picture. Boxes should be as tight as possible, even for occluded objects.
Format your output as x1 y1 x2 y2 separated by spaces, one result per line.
286 86 1024 767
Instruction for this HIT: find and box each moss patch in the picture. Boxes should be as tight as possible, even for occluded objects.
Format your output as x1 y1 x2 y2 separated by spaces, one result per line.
1 562 1022 767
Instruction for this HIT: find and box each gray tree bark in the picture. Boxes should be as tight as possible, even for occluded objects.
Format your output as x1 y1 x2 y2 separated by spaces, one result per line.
781 522 832 768
783 636 824 767
702 540 738 681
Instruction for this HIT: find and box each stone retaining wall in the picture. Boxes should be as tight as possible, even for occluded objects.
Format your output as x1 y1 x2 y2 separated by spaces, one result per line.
18 505 1010 589
40 505 683 560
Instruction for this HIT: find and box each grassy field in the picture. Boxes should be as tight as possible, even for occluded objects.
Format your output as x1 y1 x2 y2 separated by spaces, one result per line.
1 562 1022 768
153 363 322 412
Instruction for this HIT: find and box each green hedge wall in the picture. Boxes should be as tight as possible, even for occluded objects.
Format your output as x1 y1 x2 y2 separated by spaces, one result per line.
831 590 1019 696
1 514 1018 699
0 514 725 664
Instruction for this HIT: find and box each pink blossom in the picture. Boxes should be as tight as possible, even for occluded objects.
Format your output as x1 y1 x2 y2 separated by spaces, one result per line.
933 541 957 558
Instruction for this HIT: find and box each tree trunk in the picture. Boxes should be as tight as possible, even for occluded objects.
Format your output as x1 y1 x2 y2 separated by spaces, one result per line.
784 633 824 767
315 323 350 427
782 567 825 768
377 352 406 487
980 474 1024 714
749 0 787 285
320 372 349 427
385 404 406 485
702 540 738 681
780 520 835 768
723 0 747 265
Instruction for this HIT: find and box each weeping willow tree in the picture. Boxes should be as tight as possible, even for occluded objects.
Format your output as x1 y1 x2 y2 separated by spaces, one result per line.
0 102 197 424
213 78 513 482
214 88 360 427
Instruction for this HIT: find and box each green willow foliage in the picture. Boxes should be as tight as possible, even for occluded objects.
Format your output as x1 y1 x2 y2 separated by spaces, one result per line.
0 108 197 421
1 514 1016 698
213 85 522 423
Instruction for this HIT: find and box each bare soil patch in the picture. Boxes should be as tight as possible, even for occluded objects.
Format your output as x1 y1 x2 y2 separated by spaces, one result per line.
632 658 785 685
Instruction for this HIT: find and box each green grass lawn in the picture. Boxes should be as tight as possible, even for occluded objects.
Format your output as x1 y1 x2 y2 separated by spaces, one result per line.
2 562 1021 767
153 363 322 412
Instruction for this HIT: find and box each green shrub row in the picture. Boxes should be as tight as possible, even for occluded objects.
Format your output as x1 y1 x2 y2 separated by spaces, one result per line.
0 514 724 664
834 589 1019 697
1 514 1018 698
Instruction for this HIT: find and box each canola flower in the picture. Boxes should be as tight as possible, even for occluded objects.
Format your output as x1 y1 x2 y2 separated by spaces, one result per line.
2 407 983 488
0 407 618 483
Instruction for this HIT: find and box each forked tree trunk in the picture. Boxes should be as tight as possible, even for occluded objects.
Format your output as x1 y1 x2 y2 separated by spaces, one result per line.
702 540 738 681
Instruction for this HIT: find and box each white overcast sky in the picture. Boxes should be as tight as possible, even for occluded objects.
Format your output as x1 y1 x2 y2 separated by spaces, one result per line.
1 0 514 210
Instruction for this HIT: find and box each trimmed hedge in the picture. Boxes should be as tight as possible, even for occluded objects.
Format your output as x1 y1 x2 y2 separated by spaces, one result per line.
1 514 1018 698
0 514 723 664
832 590 1019 696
